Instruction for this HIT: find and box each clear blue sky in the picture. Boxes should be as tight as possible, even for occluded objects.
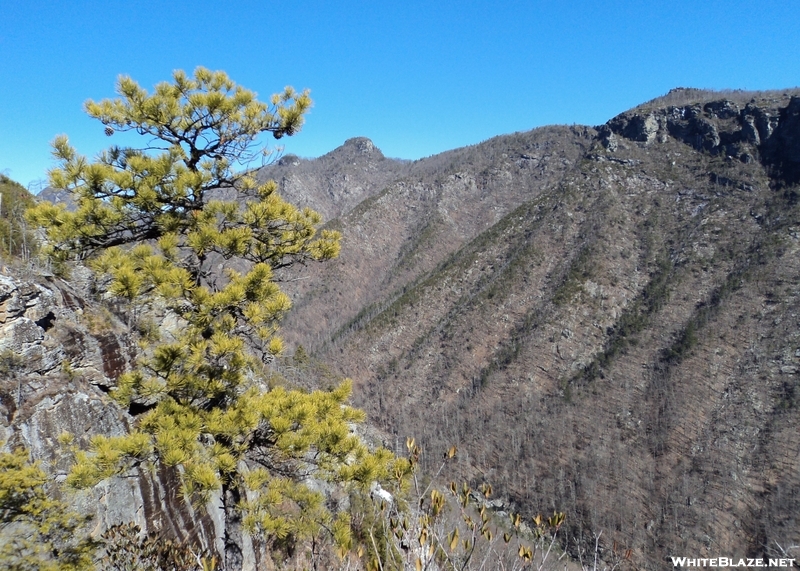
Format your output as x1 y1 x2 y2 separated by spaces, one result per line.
2 0 798 190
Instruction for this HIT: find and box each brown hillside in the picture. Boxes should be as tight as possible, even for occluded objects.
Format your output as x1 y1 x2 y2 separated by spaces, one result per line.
269 89 800 569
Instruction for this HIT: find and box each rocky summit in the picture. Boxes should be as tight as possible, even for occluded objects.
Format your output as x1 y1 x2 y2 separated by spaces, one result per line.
5 87 800 569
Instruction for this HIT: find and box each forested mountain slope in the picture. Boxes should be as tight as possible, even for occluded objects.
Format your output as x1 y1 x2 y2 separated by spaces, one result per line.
266 88 800 568
23 87 800 569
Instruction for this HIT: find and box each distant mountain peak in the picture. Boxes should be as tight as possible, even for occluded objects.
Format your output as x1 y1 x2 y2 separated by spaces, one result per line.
342 137 379 155
254 135 405 221
308 136 387 169
276 153 302 167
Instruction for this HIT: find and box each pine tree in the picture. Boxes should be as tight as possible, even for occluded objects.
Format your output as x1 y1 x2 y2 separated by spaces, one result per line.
26 67 405 561
0 447 96 570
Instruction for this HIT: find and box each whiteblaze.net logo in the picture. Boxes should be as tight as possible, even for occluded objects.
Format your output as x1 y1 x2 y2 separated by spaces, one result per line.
670 557 796 568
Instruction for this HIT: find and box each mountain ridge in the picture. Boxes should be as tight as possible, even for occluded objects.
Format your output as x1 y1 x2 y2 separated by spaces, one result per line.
269 88 800 568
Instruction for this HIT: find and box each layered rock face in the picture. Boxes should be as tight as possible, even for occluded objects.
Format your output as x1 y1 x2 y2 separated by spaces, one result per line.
0 270 224 559
606 90 800 177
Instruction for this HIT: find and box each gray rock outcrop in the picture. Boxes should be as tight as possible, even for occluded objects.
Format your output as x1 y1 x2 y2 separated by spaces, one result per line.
606 92 800 180
0 269 224 559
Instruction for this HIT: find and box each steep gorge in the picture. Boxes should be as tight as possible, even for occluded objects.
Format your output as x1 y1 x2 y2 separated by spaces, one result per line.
273 89 800 568
4 87 799 569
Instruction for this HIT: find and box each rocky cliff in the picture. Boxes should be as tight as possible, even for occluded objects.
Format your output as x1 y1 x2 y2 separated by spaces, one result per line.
0 268 225 559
